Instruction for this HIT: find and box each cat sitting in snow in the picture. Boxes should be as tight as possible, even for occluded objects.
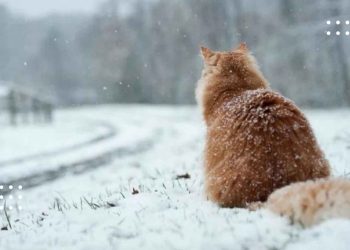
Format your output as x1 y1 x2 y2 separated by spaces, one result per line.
196 43 330 209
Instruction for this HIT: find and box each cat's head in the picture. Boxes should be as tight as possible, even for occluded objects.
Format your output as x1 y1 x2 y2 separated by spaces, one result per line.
200 42 261 79
196 43 268 117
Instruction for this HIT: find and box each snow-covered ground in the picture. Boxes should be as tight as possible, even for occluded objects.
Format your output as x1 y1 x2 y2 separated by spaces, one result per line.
0 105 349 250
0 116 113 163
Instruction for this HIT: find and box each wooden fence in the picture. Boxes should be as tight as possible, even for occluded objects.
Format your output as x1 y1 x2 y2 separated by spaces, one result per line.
0 84 54 126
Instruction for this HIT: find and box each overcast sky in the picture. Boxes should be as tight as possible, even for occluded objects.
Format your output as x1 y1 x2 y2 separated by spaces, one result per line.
0 0 106 17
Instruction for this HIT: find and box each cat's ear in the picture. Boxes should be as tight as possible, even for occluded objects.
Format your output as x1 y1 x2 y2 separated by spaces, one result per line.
200 46 215 60
235 42 249 52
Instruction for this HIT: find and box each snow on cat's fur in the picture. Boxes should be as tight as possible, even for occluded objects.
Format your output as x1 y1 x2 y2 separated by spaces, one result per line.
196 43 330 208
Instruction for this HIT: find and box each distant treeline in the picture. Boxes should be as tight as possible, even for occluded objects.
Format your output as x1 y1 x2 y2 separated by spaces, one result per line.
0 0 350 107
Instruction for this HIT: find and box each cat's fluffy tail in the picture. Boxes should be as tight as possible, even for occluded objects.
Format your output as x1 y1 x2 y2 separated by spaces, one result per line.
252 178 350 227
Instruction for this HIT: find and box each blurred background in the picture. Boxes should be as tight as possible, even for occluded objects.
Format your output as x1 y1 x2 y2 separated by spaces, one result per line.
0 0 349 108
1 2 350 246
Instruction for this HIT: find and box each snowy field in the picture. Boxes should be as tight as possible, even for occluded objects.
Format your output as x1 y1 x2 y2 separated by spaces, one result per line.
0 105 350 250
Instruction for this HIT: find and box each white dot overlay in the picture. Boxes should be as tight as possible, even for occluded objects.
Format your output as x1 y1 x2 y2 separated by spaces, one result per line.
325 19 350 36
0 184 24 213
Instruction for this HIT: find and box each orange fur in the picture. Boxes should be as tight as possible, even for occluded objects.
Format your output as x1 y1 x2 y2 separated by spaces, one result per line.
265 178 350 226
196 43 330 208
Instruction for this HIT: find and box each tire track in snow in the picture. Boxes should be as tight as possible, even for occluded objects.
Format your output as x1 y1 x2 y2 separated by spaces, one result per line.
0 120 117 168
0 128 162 195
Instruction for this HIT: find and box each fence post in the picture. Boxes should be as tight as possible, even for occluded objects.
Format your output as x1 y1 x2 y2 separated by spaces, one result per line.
32 98 41 123
7 89 17 126
44 102 53 123
20 92 30 124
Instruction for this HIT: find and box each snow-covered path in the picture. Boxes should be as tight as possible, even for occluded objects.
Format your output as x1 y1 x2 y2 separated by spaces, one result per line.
0 106 164 187
0 106 349 250
0 116 115 164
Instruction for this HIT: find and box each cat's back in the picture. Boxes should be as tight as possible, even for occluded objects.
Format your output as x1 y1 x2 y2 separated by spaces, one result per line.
215 87 328 178
214 88 310 141
208 88 329 179
205 88 330 206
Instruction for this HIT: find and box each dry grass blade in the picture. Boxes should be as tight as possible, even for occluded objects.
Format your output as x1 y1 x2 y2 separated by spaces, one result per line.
4 201 12 230
175 173 191 180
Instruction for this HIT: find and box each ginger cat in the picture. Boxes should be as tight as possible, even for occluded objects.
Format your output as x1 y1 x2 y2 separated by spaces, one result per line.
196 43 330 208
